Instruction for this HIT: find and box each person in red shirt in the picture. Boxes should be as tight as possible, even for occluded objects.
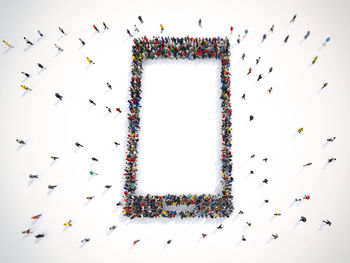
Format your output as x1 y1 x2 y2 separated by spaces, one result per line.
230 26 233 34
116 108 122 113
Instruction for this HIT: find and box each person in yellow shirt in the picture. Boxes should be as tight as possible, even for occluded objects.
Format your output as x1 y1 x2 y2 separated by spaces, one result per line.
21 85 31 91
160 24 164 33
3 40 14 48
63 220 72 227
86 57 95 64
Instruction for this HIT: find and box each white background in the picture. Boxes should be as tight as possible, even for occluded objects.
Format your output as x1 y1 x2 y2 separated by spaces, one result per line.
0 0 350 262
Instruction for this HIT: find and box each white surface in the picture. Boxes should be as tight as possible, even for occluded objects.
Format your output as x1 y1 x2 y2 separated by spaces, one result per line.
138 60 220 194
0 0 350 263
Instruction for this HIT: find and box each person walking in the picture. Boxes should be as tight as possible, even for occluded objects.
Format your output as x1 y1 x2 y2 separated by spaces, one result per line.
37 63 45 69
249 115 254 121
75 142 83 147
247 222 252 227
106 82 112 89
21 85 31 91
269 25 274 33
138 16 144 23
167 240 172 244
323 37 331 46
86 57 95 64
241 94 246 100
256 56 261 64
103 22 109 30
217 224 224 229
16 139 26 145
241 235 246 241
91 157 98 162
48 185 57 189
114 141 120 146
202 233 207 238
29 174 38 179
284 35 289 43
312 56 318 65
327 137 336 142
304 31 310 40
272 234 278 239
257 74 262 81
268 87 273 93
116 108 122 113
59 27 67 35
51 156 59 160
21 72 30 78
109 225 116 231
64 220 72 226
127 29 133 37
38 30 43 37
89 171 98 176
35 234 45 238
328 158 336 163
81 238 90 243
303 194 310 200
160 24 164 33
230 26 234 34
241 53 246 60
290 14 297 23
303 162 312 167
247 67 252 75
22 229 32 234
263 158 268 162
93 24 100 33
300 216 307 222
321 82 328 89
198 18 202 27
274 213 281 216
89 99 96 105
55 93 63 100
3 40 14 48
134 25 139 33
79 38 85 46
133 240 140 245
86 196 95 200
55 44 63 52
105 185 112 189
24 37 33 45
268 67 273 74
31 214 42 219
262 179 268 184
323 220 332 226
106 106 112 113
297 127 304 133
262 34 267 43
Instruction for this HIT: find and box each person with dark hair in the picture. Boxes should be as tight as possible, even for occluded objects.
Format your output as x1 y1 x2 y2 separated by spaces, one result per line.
16 139 26 145
138 16 144 23
21 72 30 78
290 14 297 23
327 137 336 142
48 185 57 189
323 220 332 226
272 234 278 239
103 22 109 30
304 31 310 40
79 38 85 46
75 142 83 147
109 225 116 231
24 37 33 45
59 27 67 35
55 93 63 100
300 216 307 222
35 234 45 238
89 99 96 105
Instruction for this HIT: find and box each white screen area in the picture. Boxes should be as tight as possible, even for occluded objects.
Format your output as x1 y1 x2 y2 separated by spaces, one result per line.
136 60 222 195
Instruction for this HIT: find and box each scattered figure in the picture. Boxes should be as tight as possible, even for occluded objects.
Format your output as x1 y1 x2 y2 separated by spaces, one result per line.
133 239 140 245
35 234 45 238
217 224 224 229
89 171 98 176
304 31 310 40
249 115 254 121
268 87 273 93
16 139 26 145
160 24 164 33
55 93 63 100
29 174 38 179
127 29 133 37
167 240 172 244
198 18 202 27
202 233 207 238
59 27 67 35
290 14 297 23
262 34 267 43
79 38 85 46
64 220 72 227
247 222 252 227
328 158 336 163
241 53 245 60
257 74 262 81
247 67 252 75
107 82 112 89
303 162 312 167
300 216 307 222
22 229 32 234
48 185 57 189
269 25 274 33
250 154 255 158
21 85 32 91
263 158 268 162
262 179 268 184
264 199 269 203
303 194 310 200
103 22 109 30
138 16 144 24
327 137 336 142
55 44 63 52
51 156 59 160
91 157 99 162
312 56 318 65
114 141 120 146
241 235 246 241
3 40 14 48
239 210 244 214
230 26 233 34
37 63 45 69
38 30 43 37
241 93 246 100
75 142 83 147
297 127 304 133
321 82 328 89
284 35 289 43
93 24 100 33
86 57 95 64
237 35 240 44
268 67 273 74
134 25 139 33
105 185 112 189
24 37 33 45
106 106 112 113
323 220 332 226
274 213 281 216
116 108 122 113
272 234 278 239
89 99 96 106
116 202 121 206
109 225 117 231
21 72 30 78
86 196 95 200
256 57 261 64
81 238 90 243
31 214 42 220
323 37 331 46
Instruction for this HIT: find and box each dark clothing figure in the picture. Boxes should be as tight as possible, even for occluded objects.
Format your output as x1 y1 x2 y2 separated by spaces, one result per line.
79 38 85 46
51 156 59 160
48 185 57 189
105 185 112 189
290 14 297 23
327 137 336 142
75 142 83 147
103 22 109 30
89 99 96 105
127 29 132 37
263 179 268 184
242 235 246 241
300 216 307 222
109 225 116 230
249 115 254 121
16 139 26 144
106 106 112 113
24 37 33 45
37 63 45 69
138 16 144 23
91 157 98 162
247 68 252 75
217 224 223 229
167 240 172 244
284 35 289 43
241 53 245 60
323 220 332 226
304 31 310 39
198 19 202 27
35 234 45 238
272 234 278 239
241 94 246 100
93 25 100 33
29 174 38 179
256 57 261 64
114 141 120 146
21 72 30 78
59 27 67 35
328 158 336 163
257 73 262 81
81 238 90 242
55 93 63 100
107 82 112 89
38 30 43 37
